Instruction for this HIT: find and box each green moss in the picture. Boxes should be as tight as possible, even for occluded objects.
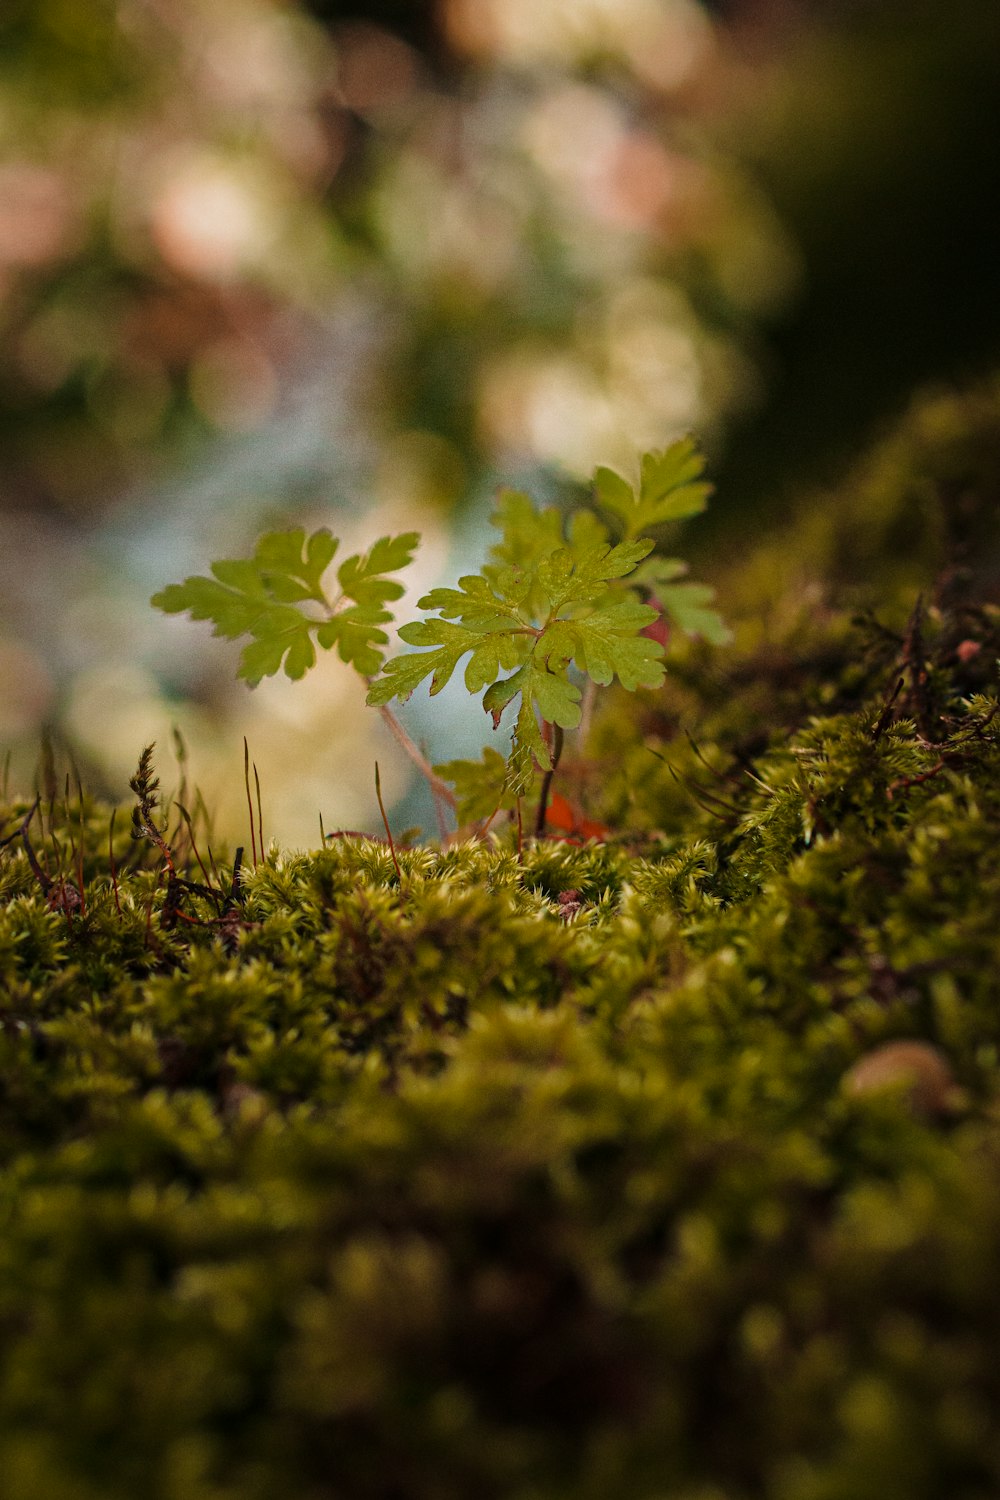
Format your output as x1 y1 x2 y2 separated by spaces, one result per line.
2 382 1000 1497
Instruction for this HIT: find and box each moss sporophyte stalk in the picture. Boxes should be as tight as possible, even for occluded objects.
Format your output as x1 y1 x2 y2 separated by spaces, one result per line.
151 440 728 834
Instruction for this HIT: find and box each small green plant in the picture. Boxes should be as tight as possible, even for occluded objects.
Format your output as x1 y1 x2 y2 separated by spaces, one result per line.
150 528 421 685
152 440 728 830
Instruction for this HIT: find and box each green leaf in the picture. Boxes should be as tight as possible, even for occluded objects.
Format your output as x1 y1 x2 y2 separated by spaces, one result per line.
488 489 565 571
240 628 313 686
631 555 690 589
365 616 519 705
320 609 391 677
418 574 525 626
153 528 416 685
543 601 665 690
255 527 337 603
306 528 339 580
503 736 537 798
630 554 730 645
567 507 610 554
368 485 660 785
209 558 269 595
435 747 520 823
657 582 732 645
151 575 269 640
530 663 582 729
338 532 419 607
482 661 581 773
640 440 711 518
592 465 635 522
537 538 654 611
512 693 551 775
365 651 438 706
594 438 711 540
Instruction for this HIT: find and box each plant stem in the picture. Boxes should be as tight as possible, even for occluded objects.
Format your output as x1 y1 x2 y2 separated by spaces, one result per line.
377 704 457 811
534 722 564 836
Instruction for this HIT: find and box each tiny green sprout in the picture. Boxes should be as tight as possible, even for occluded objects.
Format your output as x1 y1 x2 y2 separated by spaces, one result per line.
151 439 727 828
368 437 728 799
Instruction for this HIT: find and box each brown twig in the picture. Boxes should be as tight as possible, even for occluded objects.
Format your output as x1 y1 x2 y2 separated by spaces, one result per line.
376 704 457 811
871 676 905 742
886 759 948 801
534 722 564 837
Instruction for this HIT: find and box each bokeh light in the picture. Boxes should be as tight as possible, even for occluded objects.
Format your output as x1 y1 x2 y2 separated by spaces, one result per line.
3 0 996 840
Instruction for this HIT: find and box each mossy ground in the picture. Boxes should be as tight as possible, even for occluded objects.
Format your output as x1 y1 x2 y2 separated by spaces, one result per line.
2 383 1000 1499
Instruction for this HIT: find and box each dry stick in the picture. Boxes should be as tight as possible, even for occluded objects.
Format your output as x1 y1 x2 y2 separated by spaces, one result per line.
39 730 57 805
373 762 402 883
377 704 457 811
655 753 739 821
243 738 258 867
534 722 565 837
886 759 948 801
171 727 191 868
61 774 74 877
420 732 450 842
18 798 49 892
1 749 10 803
684 731 731 784
871 677 905 743
229 847 245 908
478 798 505 841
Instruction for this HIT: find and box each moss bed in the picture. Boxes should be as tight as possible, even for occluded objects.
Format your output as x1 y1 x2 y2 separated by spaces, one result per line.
2 384 1000 1499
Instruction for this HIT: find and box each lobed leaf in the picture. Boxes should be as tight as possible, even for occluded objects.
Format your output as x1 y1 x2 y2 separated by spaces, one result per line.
434 747 519 823
543 602 665 690
153 527 417 685
418 574 525 626
488 490 565 572
482 662 582 778
338 532 419 608
594 438 711 541
534 539 652 613
254 527 338 602
656 582 732 645
151 575 268 640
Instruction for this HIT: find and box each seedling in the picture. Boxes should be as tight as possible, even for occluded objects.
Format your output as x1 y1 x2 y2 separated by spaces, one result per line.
152 440 728 834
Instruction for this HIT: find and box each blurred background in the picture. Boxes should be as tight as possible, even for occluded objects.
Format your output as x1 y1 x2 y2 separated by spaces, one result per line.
1 0 998 845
